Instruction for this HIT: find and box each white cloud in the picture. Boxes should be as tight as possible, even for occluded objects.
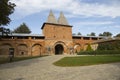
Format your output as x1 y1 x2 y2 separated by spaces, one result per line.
114 25 120 28
10 0 120 18
73 21 114 26
10 0 74 16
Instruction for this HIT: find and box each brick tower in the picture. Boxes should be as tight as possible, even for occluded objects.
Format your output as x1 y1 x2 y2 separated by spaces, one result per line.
41 10 73 55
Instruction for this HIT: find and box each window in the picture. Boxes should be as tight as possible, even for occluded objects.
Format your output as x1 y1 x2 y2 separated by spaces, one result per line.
92 38 98 40
21 52 24 55
83 37 90 40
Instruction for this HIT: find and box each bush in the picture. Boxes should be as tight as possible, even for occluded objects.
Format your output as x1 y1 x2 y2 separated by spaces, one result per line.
86 44 93 51
97 40 120 50
77 50 120 55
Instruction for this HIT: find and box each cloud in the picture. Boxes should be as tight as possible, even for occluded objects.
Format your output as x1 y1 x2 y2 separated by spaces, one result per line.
10 0 120 19
10 0 74 16
73 21 114 26
114 25 120 28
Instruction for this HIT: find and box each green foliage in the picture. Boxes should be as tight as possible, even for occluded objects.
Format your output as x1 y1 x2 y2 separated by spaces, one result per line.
90 32 96 36
75 50 78 53
99 32 112 37
0 0 16 26
86 44 93 51
97 40 120 50
77 32 81 35
54 56 120 67
72 33 76 35
0 27 11 36
78 51 93 55
77 50 120 55
87 32 96 36
116 33 120 37
13 23 31 33
99 33 103 36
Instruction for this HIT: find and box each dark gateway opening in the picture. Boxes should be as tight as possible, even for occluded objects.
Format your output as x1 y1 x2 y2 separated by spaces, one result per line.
55 44 64 55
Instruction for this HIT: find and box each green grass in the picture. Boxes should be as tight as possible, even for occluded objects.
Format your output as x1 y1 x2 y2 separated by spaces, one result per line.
0 55 48 64
53 56 120 67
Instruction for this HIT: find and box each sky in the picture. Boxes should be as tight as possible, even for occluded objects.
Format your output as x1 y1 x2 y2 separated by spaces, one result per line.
6 0 120 36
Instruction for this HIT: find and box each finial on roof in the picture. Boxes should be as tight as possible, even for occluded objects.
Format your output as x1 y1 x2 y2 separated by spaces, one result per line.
58 12 69 25
47 10 57 24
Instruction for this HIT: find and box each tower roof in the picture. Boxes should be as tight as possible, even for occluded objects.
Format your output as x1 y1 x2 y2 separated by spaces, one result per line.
58 12 69 25
47 10 57 24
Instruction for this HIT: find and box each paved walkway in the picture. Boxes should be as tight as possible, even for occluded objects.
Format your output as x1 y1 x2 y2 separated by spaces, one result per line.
0 55 120 80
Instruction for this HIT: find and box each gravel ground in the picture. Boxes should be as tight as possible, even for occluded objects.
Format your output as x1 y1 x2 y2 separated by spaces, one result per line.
0 55 120 80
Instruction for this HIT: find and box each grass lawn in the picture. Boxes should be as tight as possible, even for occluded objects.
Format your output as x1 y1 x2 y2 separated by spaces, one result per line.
0 55 47 64
53 56 120 67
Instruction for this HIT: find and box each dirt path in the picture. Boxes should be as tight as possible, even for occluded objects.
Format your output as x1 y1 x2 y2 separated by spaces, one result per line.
0 55 120 80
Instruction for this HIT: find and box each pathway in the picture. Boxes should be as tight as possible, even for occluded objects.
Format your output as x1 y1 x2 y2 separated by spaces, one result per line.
0 55 120 80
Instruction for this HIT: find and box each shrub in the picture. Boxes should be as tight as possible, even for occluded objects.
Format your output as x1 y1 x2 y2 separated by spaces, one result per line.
77 50 120 55
86 44 93 51
97 40 120 50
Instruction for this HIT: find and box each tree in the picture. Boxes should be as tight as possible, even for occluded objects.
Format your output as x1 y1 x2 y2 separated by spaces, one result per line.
87 32 96 36
87 34 90 36
77 32 81 35
116 33 120 37
0 0 16 26
99 32 112 37
103 32 112 37
13 23 31 34
0 27 11 37
72 33 76 35
99 33 103 36
90 32 96 36
97 40 120 50
86 44 93 51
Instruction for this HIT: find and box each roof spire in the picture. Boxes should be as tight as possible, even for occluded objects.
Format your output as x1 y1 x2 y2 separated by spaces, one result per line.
58 12 69 25
47 10 57 24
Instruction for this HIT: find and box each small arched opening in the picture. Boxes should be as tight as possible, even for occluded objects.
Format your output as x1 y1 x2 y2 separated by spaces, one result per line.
17 44 28 55
74 43 81 53
32 44 42 56
55 44 64 55
0 43 12 55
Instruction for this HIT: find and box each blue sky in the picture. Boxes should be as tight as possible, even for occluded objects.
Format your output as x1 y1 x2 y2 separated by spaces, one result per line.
6 0 120 36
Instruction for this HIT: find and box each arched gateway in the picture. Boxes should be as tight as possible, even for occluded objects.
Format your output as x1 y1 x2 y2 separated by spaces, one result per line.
55 44 64 55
